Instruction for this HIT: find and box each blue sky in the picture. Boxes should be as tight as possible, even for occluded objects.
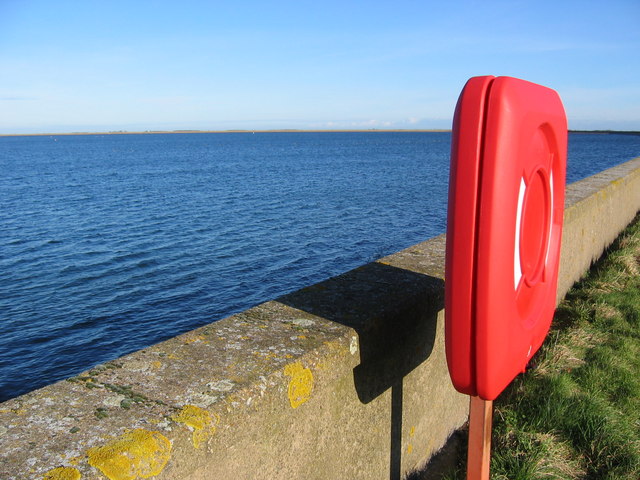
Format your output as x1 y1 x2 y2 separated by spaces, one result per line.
1 0 639 133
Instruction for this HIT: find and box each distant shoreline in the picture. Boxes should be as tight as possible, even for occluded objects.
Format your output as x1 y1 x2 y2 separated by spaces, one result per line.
0 129 451 137
568 129 640 136
1 128 639 138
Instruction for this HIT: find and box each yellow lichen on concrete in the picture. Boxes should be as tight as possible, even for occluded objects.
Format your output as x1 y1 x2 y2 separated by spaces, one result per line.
86 429 171 480
407 427 416 454
172 404 220 449
183 334 206 344
284 361 313 408
407 426 416 454
42 466 81 480
4 407 27 415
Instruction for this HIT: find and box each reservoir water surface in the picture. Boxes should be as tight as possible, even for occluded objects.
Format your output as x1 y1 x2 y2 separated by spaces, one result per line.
2 131 640 401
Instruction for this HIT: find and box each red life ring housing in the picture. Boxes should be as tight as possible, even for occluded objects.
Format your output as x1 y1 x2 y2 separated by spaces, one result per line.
445 76 567 400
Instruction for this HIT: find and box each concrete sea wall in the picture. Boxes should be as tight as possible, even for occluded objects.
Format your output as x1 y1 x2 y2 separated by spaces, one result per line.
2 157 640 480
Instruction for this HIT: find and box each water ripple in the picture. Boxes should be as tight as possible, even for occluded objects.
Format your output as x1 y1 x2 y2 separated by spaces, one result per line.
1 131 639 401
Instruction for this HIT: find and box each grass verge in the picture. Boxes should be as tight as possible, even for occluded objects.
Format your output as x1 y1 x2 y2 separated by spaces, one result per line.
444 213 640 479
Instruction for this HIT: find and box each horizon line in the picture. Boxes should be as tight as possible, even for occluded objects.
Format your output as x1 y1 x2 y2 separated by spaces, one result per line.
0 128 452 137
2 128 639 138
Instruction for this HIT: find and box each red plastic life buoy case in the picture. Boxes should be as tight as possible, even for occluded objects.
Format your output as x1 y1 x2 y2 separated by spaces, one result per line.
445 76 567 400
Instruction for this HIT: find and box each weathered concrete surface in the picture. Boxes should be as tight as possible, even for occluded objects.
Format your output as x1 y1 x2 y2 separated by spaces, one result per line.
1 157 639 480
558 156 640 301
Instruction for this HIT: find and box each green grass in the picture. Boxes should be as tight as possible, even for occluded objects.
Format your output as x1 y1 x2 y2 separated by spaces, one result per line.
445 214 640 480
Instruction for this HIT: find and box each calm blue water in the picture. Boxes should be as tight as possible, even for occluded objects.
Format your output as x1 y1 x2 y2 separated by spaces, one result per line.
1 131 639 401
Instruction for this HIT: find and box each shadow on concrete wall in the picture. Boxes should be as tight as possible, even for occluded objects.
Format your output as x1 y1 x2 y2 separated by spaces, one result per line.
279 261 444 480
